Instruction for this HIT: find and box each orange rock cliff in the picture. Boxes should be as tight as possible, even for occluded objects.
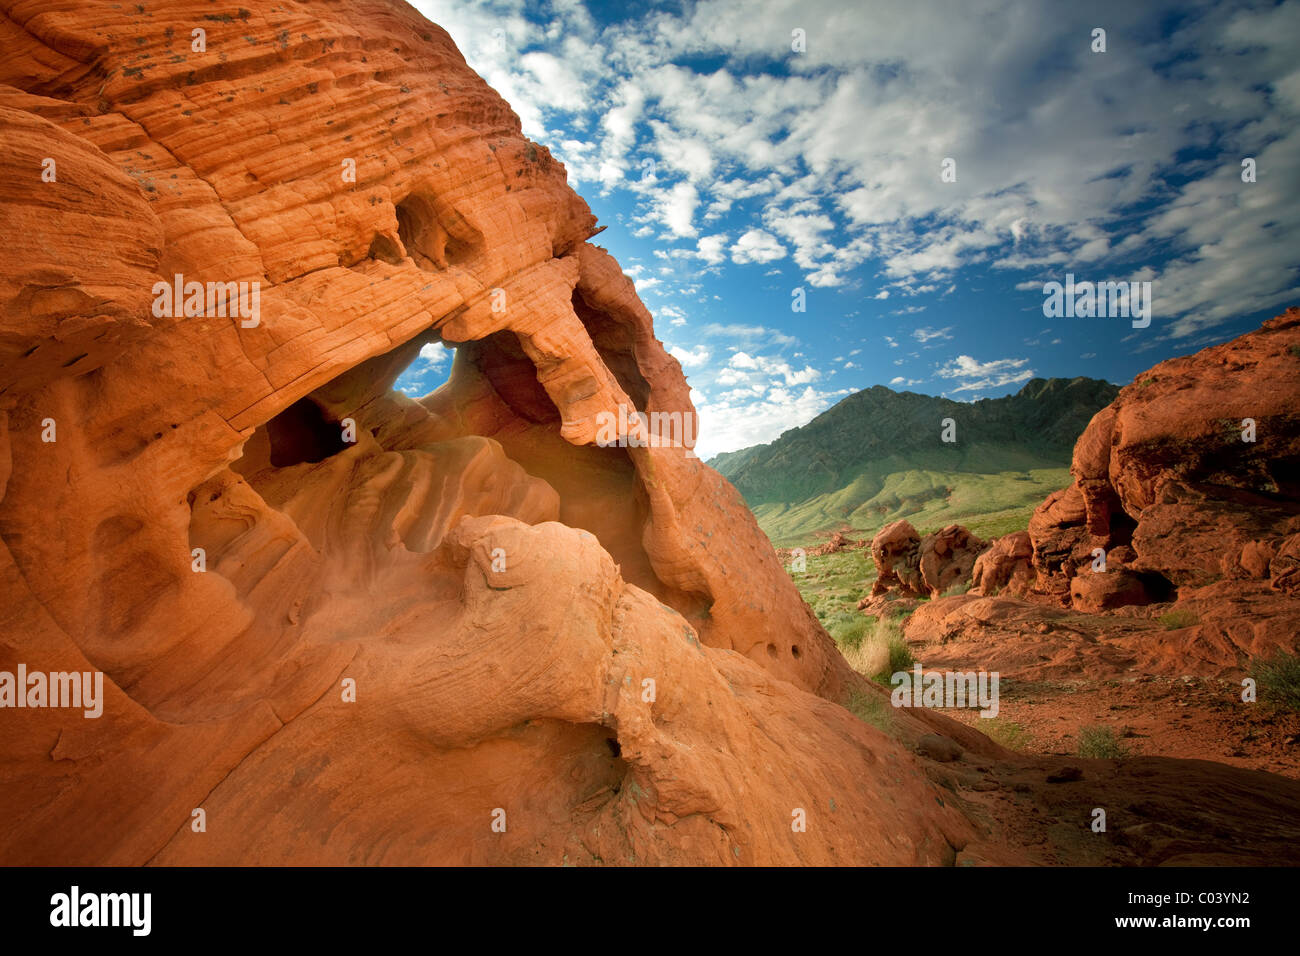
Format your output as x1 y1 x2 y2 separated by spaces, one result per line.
0 0 988 865
3 0 1300 867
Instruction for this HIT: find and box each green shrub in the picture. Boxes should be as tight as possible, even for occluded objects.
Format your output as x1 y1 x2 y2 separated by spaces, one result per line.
869 616 914 685
1157 609 1199 630
1077 725 1128 759
982 718 1032 752
827 613 871 651
1250 650 1300 711
838 615 915 685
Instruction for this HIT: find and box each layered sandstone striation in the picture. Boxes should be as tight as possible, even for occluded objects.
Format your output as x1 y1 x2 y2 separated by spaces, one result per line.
0 0 987 865
3 0 1299 868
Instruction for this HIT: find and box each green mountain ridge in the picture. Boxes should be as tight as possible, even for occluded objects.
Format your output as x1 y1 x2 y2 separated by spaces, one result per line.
708 376 1120 547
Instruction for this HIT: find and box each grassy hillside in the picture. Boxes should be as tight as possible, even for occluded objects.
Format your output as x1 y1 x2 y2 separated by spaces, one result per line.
753 466 1072 546
710 376 1115 547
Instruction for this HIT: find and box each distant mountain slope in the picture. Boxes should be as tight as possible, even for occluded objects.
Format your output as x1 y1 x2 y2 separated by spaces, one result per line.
708 377 1120 546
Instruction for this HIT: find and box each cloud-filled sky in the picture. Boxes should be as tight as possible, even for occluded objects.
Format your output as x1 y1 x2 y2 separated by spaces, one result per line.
398 0 1300 458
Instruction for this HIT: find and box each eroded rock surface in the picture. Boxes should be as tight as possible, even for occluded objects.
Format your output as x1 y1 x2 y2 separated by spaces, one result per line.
3 0 1298 868
870 519 924 596
0 0 975 865
969 531 1033 596
918 524 985 598
870 519 984 599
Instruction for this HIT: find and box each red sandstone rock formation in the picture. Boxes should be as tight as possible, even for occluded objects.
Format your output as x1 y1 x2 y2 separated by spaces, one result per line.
1068 567 1155 613
0 0 992 865
969 530 1033 596
869 519 924 596
3 0 1299 870
1031 310 1300 599
910 310 1300 676
869 519 984 599
918 524 985 597
808 530 866 556
1020 310 1300 655
775 531 864 567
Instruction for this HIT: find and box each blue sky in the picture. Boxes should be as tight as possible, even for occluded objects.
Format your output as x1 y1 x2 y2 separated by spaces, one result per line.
399 0 1300 458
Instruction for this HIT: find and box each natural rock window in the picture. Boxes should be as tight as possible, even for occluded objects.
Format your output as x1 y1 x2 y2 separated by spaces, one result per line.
265 397 350 468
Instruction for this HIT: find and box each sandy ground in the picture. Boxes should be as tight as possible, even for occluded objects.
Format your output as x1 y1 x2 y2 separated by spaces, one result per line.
939 675 1300 779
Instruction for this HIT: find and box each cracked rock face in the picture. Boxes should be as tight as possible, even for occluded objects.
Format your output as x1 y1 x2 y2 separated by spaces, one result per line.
0 0 981 864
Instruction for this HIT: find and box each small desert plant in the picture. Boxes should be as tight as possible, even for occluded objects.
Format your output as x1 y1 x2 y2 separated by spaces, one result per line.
847 689 894 733
1250 650 1300 711
878 617 915 682
840 630 889 679
1157 609 1199 630
939 579 970 598
840 616 915 684
1077 724 1128 759
982 718 1032 752
826 611 871 651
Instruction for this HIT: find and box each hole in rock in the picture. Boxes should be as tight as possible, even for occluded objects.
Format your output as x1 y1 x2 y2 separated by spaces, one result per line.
265 397 349 467
790 645 802 659
605 737 621 758
416 331 713 626
460 331 561 424
394 193 479 271
1135 570 1177 604
392 339 456 400
232 331 451 483
571 290 651 411
1104 508 1137 549
367 232 404 265
1267 454 1300 500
